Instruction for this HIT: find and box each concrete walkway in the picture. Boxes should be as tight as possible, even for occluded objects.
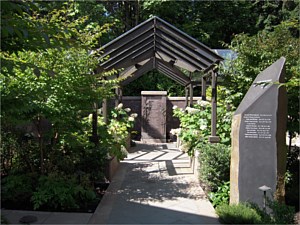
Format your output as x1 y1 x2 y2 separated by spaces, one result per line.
2 142 219 224
89 142 220 224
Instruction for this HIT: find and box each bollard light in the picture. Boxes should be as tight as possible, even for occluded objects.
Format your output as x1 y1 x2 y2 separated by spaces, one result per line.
258 185 271 212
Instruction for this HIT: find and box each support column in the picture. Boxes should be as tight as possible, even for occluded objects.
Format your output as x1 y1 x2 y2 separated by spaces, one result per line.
201 77 207 101
209 71 220 143
119 86 123 103
189 83 193 107
185 86 189 108
115 87 120 107
102 99 108 124
91 102 99 145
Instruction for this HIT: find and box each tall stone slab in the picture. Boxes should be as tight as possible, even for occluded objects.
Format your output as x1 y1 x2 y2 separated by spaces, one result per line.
141 91 167 143
230 57 287 206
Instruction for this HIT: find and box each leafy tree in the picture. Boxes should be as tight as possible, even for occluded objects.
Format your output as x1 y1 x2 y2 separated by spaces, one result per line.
221 19 299 140
253 0 299 31
123 70 185 96
1 2 118 175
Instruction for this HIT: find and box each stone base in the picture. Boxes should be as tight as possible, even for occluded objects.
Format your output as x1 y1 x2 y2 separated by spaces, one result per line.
209 136 220 143
141 138 167 143
107 157 119 181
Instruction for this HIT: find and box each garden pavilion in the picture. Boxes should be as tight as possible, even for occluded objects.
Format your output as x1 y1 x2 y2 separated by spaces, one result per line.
98 16 223 143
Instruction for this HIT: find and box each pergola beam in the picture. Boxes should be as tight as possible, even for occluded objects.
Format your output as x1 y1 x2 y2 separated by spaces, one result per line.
156 29 214 66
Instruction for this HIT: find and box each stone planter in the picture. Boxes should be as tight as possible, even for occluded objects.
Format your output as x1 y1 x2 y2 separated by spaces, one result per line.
104 156 119 181
125 133 131 150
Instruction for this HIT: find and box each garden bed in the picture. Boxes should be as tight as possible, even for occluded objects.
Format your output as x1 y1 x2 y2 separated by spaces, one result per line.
1 157 121 214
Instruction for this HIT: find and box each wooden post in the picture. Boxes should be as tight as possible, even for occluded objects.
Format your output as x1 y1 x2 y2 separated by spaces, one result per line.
91 102 99 145
209 71 220 143
190 83 193 107
202 77 207 101
185 86 189 108
102 99 108 124
115 87 120 107
119 86 123 103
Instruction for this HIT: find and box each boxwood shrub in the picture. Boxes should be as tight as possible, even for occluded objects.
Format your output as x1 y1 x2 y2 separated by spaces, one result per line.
197 142 230 192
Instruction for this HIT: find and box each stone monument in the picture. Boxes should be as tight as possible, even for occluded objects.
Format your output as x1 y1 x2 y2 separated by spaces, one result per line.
141 91 167 143
230 57 287 206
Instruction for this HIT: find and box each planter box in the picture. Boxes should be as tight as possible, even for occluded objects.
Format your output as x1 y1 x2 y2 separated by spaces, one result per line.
105 156 119 181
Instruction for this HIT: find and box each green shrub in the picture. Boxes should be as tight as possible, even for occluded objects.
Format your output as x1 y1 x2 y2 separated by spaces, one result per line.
208 181 230 207
1 174 37 204
173 102 232 156
197 143 230 191
216 203 263 224
216 201 296 224
267 199 295 224
31 174 96 210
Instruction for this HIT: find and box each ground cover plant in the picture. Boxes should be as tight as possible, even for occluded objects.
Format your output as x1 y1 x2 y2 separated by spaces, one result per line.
216 200 295 224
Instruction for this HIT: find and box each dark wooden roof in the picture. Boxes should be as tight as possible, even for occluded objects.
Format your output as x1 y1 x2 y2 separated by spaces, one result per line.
99 16 223 86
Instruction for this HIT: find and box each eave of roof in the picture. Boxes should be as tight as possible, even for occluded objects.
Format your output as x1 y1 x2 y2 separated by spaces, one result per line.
99 16 223 86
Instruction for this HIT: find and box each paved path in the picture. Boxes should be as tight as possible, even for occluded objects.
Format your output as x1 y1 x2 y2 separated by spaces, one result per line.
2 210 92 224
2 142 219 224
89 142 219 224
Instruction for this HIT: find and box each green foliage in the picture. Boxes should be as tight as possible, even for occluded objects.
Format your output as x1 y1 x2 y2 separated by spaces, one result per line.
267 198 296 224
123 71 185 96
223 20 300 137
173 101 232 156
0 2 119 212
107 103 137 160
216 200 296 224
31 174 96 210
2 174 37 204
216 203 263 224
0 130 20 174
209 181 230 207
197 143 230 192
285 146 299 210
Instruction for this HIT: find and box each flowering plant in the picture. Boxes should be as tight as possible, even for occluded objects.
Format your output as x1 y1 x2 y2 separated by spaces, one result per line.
173 102 209 155
173 100 232 156
107 103 137 160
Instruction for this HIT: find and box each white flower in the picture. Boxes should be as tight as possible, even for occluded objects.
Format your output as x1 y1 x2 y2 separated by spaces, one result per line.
197 100 209 107
200 124 207 130
124 108 131 112
116 103 123 109
88 113 93 121
130 113 138 118
185 106 192 112
172 105 178 110
170 128 181 135
128 117 135 122
186 107 200 114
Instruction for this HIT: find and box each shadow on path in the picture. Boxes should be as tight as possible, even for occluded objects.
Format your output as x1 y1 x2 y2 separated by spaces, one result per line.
89 142 219 224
